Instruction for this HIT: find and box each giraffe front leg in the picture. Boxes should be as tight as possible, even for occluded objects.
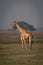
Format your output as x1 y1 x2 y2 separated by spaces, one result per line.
24 39 27 51
21 38 24 51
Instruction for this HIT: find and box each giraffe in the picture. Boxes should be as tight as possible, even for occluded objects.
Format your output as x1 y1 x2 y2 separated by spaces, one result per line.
10 20 33 53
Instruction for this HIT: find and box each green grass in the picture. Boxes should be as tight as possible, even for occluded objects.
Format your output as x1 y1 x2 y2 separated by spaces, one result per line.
32 39 43 43
0 40 43 65
0 39 43 44
0 40 21 44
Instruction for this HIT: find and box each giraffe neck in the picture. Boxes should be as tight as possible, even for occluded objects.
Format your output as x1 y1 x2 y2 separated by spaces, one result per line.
15 23 25 34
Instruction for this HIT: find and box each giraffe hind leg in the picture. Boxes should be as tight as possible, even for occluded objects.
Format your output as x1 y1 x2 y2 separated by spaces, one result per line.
29 37 32 53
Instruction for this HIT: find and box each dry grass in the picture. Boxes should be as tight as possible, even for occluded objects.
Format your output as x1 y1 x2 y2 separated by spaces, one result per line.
0 42 43 65
0 30 43 65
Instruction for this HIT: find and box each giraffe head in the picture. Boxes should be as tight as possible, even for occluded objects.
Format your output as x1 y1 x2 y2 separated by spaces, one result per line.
10 20 17 25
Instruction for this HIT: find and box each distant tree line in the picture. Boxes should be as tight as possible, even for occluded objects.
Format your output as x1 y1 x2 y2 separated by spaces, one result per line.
12 21 35 31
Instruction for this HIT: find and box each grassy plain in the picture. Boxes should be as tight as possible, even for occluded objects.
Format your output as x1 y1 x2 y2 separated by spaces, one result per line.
0 30 43 65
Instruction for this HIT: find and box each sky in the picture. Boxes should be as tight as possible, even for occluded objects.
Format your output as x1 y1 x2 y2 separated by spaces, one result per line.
0 0 43 30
